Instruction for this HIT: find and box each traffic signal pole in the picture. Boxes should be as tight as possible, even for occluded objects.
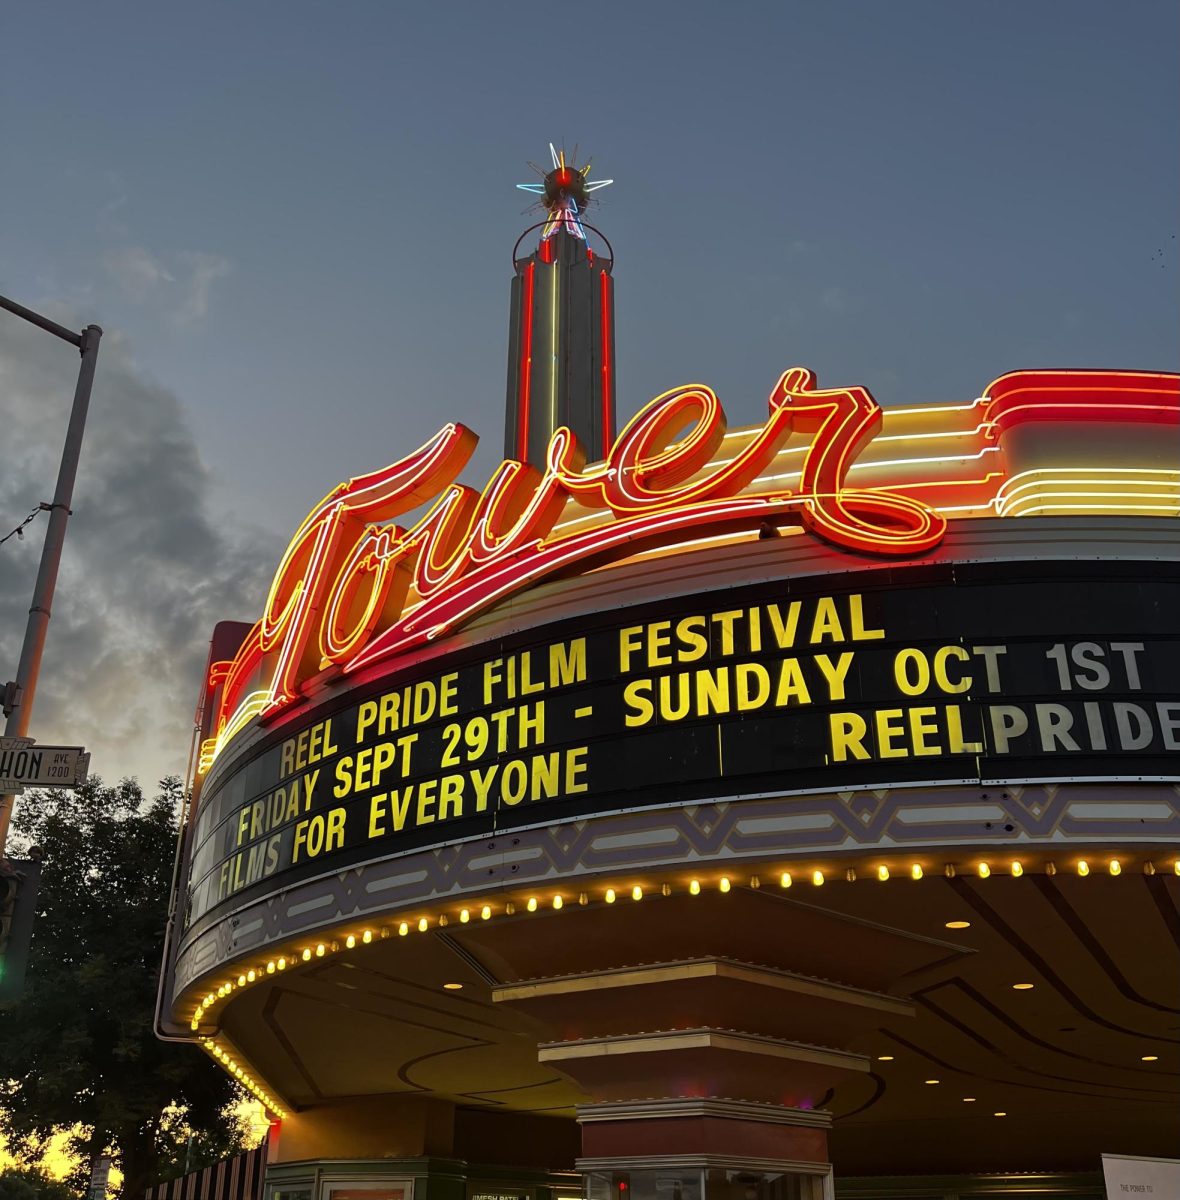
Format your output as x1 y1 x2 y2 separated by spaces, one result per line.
0 294 102 853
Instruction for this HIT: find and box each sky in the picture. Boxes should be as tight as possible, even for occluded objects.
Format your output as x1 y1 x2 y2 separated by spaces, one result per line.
1 0 1177 788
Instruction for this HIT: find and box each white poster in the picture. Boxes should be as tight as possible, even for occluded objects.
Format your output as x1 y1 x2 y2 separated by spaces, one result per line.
1102 1154 1180 1200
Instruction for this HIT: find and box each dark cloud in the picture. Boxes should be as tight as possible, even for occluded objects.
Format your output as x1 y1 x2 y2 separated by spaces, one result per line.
0 315 280 787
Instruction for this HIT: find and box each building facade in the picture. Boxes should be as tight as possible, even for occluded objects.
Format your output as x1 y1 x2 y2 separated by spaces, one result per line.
158 160 1180 1200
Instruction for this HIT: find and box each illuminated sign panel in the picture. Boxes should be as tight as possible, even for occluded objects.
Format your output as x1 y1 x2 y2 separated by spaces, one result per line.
197 367 1178 775
184 561 1180 928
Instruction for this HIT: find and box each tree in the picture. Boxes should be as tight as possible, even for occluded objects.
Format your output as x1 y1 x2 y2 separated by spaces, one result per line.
0 778 248 1198
0 1166 76 1200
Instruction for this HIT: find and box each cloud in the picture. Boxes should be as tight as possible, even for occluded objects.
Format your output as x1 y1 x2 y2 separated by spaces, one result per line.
0 315 280 788
101 246 231 325
174 252 232 324
96 171 131 239
101 246 174 300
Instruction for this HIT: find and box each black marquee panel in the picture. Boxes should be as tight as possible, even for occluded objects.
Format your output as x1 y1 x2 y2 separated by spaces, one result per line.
184 560 1180 928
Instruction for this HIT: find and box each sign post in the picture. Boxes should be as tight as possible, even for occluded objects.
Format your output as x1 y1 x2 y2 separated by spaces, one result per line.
0 294 102 852
0 733 87 1003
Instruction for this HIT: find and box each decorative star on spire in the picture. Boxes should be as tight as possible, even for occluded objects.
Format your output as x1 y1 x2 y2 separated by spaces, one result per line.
516 143 613 241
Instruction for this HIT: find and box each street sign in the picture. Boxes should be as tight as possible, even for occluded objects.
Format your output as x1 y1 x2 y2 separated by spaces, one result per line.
86 1153 112 1200
0 738 89 794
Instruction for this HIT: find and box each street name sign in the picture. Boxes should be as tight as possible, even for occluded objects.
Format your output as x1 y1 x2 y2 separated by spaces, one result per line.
0 738 89 794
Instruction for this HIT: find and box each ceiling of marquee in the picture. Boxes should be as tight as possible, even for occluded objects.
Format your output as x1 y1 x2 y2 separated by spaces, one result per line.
216 871 1179 1172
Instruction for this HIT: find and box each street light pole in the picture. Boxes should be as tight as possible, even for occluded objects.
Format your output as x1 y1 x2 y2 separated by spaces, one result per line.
0 295 102 852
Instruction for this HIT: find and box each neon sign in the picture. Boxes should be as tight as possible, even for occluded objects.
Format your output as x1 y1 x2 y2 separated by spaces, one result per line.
202 368 1178 772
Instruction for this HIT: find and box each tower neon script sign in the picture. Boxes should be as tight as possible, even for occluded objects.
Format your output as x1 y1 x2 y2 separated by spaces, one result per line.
212 368 945 744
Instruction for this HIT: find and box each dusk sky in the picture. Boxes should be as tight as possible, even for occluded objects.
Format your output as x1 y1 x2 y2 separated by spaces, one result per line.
1 0 1177 787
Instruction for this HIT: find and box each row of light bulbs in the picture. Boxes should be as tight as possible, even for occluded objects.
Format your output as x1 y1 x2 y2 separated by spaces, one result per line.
188 852 1178 1035
200 1038 287 1118
190 854 1179 1109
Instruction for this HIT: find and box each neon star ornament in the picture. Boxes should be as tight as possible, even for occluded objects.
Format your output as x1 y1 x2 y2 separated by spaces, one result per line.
516 142 613 241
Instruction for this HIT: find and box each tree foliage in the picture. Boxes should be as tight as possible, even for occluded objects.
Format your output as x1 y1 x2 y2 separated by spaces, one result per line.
0 778 247 1198
0 1166 76 1200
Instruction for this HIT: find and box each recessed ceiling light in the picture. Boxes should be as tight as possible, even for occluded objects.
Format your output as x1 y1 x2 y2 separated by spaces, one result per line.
443 982 463 990
1012 982 1035 990
945 920 971 929
878 1055 894 1061
962 1097 976 1103
994 1111 1007 1117
1142 1055 1159 1062
924 1079 940 1085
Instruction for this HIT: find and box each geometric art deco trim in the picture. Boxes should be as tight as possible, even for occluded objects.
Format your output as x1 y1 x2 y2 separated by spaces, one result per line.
171 780 1180 996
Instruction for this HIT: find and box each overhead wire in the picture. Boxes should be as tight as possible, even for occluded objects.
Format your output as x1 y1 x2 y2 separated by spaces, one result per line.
0 503 49 547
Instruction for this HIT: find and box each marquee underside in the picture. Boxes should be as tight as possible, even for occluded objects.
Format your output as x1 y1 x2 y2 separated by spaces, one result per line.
210 869 1179 1171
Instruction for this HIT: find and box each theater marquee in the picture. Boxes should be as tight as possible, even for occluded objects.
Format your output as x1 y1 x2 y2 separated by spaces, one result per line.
181 364 1180 931
196 366 1179 776
186 559 1179 925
